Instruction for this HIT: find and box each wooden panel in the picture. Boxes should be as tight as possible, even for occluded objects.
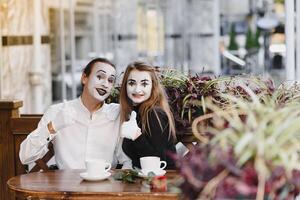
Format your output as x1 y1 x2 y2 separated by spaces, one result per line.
0 105 21 200
11 115 54 174
0 120 3 200
20 114 43 118
10 115 54 174
11 117 40 133
2 35 50 46
14 135 28 175
0 101 45 200
0 101 22 109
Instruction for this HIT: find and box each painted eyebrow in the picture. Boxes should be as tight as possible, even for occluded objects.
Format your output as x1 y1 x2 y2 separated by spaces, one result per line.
128 79 136 82
141 79 150 82
96 70 115 77
96 70 106 73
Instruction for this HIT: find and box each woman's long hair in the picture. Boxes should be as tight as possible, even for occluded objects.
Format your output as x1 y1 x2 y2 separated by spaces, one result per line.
119 62 176 141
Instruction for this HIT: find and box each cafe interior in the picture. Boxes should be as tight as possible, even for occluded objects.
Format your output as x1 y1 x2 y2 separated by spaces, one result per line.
1 0 300 199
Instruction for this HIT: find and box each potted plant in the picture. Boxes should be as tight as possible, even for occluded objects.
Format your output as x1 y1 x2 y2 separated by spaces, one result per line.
173 83 300 199
108 69 275 138
161 71 274 136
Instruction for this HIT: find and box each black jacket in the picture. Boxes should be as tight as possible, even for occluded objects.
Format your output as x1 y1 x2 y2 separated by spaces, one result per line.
122 107 176 169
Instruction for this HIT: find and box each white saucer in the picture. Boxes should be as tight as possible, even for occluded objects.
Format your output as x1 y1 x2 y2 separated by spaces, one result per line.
80 172 111 181
138 169 166 178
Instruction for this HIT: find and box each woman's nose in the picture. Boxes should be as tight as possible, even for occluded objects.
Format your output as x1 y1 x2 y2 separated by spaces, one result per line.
134 85 142 93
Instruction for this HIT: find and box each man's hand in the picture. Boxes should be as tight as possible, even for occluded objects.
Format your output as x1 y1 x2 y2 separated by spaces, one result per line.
121 111 142 141
50 104 76 133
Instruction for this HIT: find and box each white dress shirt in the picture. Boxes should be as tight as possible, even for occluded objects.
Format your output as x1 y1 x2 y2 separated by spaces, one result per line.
19 98 131 169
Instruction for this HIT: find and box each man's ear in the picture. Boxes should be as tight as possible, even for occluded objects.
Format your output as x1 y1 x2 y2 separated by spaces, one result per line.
81 73 88 86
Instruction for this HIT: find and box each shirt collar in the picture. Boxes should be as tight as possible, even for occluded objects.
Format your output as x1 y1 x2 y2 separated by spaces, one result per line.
100 103 120 121
77 97 118 121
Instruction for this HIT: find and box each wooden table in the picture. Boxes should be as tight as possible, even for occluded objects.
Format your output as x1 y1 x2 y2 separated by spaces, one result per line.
7 170 180 199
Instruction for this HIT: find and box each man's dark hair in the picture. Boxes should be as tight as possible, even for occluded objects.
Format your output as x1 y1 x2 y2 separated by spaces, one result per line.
83 57 115 76
81 57 115 89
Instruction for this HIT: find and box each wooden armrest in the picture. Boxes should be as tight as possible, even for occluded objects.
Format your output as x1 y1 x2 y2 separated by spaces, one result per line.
30 143 55 172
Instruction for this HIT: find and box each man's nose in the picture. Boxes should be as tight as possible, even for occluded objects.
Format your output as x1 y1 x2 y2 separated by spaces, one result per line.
101 79 109 88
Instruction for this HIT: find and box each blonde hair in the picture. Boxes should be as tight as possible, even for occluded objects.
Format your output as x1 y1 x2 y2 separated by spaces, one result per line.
119 61 176 141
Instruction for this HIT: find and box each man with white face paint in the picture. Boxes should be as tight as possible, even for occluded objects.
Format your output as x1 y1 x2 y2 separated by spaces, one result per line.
86 63 114 103
20 58 132 170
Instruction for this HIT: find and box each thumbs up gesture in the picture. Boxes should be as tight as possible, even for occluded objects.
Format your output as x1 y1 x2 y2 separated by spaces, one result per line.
121 111 142 141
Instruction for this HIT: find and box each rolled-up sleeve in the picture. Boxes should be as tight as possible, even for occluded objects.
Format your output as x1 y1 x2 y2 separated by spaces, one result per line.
19 107 57 164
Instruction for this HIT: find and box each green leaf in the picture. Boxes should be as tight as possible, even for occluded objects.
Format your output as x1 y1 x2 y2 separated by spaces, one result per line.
113 170 139 183
113 171 124 180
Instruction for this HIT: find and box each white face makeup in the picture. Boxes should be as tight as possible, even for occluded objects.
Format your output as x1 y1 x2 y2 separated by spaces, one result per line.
86 62 116 102
126 70 152 105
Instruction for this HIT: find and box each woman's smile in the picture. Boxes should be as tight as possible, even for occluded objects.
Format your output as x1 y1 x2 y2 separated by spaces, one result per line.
132 93 145 98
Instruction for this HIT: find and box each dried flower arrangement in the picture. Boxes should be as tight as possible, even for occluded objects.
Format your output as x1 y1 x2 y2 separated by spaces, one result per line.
173 82 300 199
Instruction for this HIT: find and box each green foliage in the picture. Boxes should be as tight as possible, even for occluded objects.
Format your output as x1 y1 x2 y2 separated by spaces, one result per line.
275 0 284 4
107 68 276 137
173 79 300 199
207 94 300 173
106 87 120 104
253 28 260 48
113 169 155 184
159 68 188 89
228 24 239 51
192 81 300 182
113 169 139 183
272 82 300 105
245 28 254 50
245 27 260 50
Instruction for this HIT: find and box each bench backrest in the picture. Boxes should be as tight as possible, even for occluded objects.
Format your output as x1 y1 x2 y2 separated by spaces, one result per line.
11 114 54 174
0 101 53 200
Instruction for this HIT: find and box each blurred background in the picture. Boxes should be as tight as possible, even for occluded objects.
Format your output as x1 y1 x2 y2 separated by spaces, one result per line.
0 0 294 113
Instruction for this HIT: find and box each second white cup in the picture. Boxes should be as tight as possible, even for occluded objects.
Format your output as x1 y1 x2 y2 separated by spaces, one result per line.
140 156 167 174
85 159 111 177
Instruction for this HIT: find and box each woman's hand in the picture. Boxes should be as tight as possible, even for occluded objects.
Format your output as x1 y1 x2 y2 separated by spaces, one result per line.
121 111 142 140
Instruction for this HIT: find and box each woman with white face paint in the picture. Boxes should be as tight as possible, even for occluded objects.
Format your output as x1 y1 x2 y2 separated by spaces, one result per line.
120 61 177 170
20 58 132 170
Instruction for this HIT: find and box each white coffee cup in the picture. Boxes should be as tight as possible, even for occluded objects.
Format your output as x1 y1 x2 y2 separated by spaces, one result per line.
140 156 167 174
85 159 111 177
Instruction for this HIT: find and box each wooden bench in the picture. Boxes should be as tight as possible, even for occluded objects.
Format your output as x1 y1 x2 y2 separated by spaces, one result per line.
0 101 55 200
12 114 54 174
